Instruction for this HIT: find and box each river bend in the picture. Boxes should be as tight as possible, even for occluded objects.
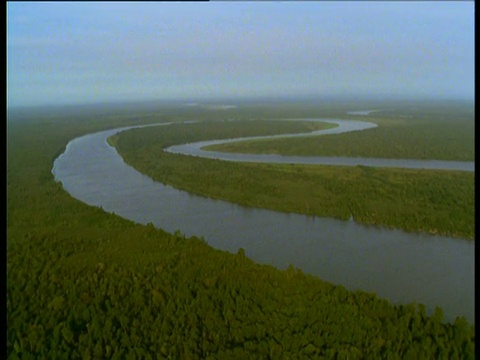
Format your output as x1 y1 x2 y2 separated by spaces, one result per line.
52 119 474 323
165 119 474 172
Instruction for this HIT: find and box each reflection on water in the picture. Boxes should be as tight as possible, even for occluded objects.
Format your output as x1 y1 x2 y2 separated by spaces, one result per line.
53 121 474 323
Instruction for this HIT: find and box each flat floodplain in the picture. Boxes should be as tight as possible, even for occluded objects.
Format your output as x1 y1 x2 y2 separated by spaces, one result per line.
112 109 474 240
8 99 475 358
206 112 474 161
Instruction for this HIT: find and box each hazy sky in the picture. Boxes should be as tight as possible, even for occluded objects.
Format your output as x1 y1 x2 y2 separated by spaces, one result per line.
7 1 474 107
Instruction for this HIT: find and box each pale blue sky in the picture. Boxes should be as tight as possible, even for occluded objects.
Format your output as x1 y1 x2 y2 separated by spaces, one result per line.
7 1 474 108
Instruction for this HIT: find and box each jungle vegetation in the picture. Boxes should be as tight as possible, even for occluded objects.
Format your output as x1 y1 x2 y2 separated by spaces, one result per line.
112 120 474 239
7 101 474 358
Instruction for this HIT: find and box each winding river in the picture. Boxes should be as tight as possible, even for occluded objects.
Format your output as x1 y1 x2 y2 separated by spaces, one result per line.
52 118 474 323
166 119 474 171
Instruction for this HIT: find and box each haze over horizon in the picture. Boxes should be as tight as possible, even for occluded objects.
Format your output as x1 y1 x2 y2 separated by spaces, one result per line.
7 2 474 108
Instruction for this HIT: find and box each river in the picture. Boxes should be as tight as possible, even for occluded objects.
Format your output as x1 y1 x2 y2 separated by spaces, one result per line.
165 119 474 172
52 119 474 323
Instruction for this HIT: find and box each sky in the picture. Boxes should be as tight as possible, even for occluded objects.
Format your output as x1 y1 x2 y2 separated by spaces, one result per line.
7 1 475 108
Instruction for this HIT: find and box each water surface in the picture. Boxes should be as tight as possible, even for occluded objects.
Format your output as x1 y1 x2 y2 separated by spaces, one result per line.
52 120 474 323
165 119 474 172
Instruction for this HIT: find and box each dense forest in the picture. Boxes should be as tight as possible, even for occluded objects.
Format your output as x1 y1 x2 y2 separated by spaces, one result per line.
7 103 474 358
112 120 474 239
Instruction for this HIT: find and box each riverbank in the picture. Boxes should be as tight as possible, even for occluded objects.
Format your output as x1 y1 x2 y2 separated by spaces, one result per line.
205 116 474 161
113 120 474 240
8 103 474 357
54 123 474 323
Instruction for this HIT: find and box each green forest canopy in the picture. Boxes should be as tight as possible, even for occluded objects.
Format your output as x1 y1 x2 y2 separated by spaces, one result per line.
7 101 474 358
